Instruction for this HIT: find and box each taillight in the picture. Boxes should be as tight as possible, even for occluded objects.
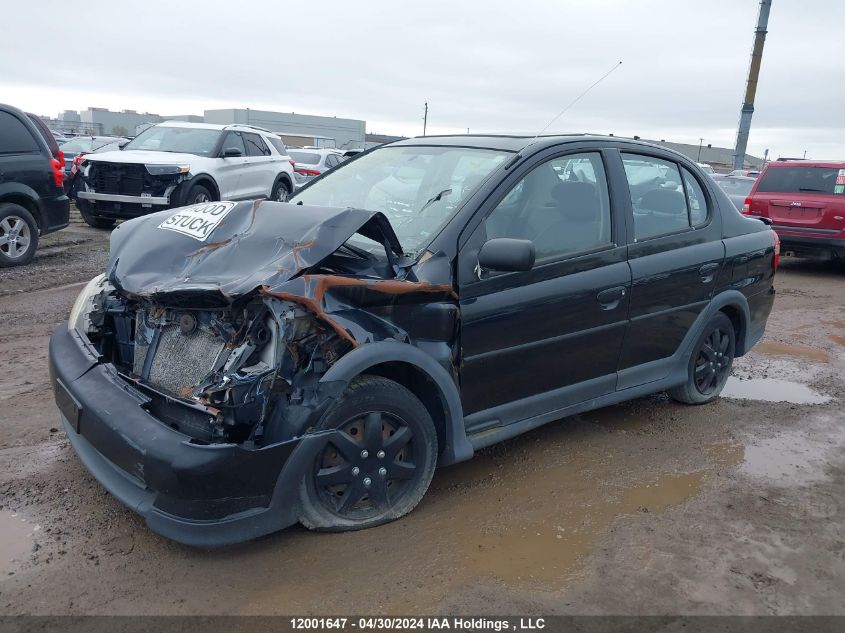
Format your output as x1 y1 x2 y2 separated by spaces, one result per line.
772 230 780 272
295 168 321 176
49 158 64 187
57 149 65 164
289 159 296 168
741 196 751 214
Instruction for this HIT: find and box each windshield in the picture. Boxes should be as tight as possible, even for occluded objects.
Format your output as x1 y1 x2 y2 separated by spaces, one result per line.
123 126 221 156
291 145 511 254
715 177 754 197
60 138 95 153
757 166 843 195
289 151 321 164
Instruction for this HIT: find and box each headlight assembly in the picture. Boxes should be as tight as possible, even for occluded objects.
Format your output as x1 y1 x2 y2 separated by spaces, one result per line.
145 164 190 176
69 274 112 334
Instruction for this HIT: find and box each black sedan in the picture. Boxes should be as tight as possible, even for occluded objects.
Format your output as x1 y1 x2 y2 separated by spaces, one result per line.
50 134 777 545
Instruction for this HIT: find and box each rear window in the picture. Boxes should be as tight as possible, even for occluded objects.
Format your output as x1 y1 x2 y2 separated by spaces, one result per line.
757 166 844 196
267 137 288 155
0 111 40 154
716 178 755 197
289 151 321 165
61 138 95 153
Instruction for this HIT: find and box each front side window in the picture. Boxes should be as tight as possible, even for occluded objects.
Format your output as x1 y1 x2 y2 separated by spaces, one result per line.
622 153 708 240
291 145 510 255
123 126 221 157
220 131 246 156
483 152 612 260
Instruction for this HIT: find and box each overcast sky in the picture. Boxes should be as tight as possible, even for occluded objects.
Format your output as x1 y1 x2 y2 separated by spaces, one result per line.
3 0 843 159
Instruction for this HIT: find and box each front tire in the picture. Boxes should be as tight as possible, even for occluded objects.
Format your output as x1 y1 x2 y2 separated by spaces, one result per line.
669 312 735 405
0 203 38 267
298 376 438 531
78 203 116 230
184 183 213 205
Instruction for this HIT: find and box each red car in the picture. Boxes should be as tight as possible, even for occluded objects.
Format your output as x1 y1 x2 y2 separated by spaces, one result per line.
743 160 845 260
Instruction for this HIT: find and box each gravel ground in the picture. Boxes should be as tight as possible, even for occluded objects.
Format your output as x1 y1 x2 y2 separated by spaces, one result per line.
0 228 843 615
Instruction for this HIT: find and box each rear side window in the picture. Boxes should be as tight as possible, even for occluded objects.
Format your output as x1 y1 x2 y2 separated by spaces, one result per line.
243 133 270 157
26 113 61 157
0 111 40 154
621 153 708 241
757 166 844 195
267 137 288 155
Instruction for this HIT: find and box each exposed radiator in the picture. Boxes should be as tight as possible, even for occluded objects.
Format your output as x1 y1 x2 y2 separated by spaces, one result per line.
134 317 227 396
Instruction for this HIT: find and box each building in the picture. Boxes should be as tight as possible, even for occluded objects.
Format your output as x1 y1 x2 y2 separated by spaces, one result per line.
639 138 764 172
79 108 164 136
203 108 366 149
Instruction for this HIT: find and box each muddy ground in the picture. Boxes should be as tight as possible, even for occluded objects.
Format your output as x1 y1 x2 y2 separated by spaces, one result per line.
0 223 843 615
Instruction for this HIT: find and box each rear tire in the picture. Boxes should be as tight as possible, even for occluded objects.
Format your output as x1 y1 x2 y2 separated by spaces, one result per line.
0 203 39 267
669 312 735 405
298 376 438 532
271 179 291 202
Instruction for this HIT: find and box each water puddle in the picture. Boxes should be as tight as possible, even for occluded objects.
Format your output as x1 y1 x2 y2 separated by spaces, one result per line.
0 511 35 576
721 377 831 405
741 423 845 485
462 470 704 583
754 341 830 363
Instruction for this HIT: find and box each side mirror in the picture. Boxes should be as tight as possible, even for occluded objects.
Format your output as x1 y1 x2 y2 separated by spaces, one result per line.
478 238 535 273
117 139 130 148
222 147 243 158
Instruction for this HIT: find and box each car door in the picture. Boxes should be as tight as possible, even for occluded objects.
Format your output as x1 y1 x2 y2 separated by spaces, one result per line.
614 149 724 388
457 148 631 429
241 132 275 198
216 131 248 200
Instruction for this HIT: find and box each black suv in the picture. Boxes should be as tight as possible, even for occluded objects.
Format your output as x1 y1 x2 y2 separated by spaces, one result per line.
0 104 70 266
49 135 776 545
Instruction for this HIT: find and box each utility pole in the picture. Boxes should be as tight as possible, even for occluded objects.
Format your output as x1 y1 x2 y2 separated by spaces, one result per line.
698 138 704 162
422 102 428 136
733 0 772 170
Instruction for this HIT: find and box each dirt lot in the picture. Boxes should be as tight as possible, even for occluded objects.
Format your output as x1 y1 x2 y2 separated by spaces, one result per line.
1 225 843 616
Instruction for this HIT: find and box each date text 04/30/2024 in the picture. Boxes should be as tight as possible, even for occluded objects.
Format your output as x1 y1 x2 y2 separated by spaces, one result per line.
289 617 547 630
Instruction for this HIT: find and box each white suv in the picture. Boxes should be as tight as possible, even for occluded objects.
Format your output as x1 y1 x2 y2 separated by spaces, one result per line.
75 121 296 229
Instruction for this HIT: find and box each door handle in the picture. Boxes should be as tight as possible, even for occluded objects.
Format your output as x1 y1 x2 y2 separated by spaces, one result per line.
596 286 626 310
698 262 720 283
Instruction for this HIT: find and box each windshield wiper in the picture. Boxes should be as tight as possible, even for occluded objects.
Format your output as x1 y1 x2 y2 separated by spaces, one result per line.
798 187 826 192
419 188 452 214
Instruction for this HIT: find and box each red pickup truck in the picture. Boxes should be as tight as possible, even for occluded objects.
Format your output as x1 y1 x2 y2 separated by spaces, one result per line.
743 160 845 260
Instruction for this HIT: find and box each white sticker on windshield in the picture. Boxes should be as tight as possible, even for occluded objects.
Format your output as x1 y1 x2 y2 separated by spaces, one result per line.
157 202 237 241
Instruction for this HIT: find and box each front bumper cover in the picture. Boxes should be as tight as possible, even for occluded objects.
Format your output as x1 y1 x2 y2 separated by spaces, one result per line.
48 322 334 547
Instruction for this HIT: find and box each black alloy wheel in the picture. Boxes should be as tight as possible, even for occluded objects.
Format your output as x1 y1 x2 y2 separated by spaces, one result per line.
694 326 733 396
315 411 418 519
298 376 438 531
669 312 736 405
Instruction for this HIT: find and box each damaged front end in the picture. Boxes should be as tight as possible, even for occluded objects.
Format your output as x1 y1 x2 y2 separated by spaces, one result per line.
50 200 460 544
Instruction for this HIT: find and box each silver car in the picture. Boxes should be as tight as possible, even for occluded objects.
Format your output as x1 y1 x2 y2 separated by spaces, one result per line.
289 148 346 186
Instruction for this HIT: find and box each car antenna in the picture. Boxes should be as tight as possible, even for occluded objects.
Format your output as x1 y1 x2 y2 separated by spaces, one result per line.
527 60 623 147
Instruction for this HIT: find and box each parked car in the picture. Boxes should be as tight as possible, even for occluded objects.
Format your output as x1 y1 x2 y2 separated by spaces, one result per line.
711 174 756 211
729 169 760 178
289 148 345 186
74 121 296 229
697 162 716 174
0 104 70 266
50 135 776 545
742 160 845 260
59 135 129 176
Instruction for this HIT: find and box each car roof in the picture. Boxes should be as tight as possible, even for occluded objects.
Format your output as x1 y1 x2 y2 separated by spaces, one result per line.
156 120 277 135
388 134 694 157
767 160 845 169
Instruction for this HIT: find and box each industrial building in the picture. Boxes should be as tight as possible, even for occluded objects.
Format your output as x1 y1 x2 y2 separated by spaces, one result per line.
40 106 368 149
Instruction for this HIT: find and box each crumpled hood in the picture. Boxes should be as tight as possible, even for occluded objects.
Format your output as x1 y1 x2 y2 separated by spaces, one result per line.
85 150 201 165
107 199 403 304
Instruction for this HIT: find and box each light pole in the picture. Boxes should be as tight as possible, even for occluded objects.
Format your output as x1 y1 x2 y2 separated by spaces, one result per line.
422 102 428 136
697 138 704 162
